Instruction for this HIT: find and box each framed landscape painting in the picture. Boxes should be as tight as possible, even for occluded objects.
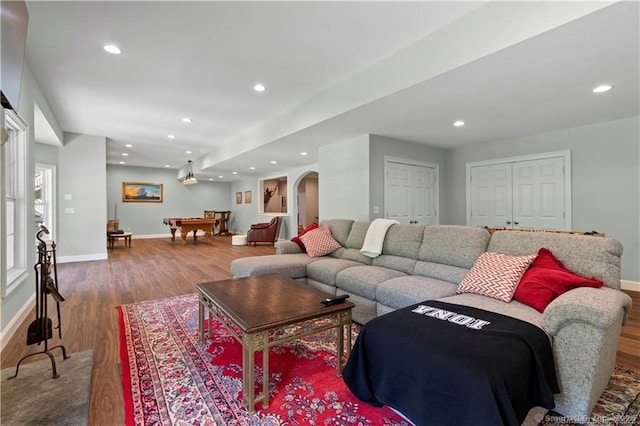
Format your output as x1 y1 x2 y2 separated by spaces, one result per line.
244 190 252 204
122 182 163 203
236 192 243 204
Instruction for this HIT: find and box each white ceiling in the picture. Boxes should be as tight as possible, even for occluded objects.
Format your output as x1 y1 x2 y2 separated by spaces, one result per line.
25 1 639 182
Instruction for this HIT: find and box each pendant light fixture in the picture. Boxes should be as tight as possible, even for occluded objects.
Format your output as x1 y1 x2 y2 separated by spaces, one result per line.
183 160 198 185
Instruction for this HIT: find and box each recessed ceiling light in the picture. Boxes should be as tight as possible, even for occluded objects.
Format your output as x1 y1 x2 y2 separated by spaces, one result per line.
592 84 613 93
125 144 133 148
300 152 308 156
453 120 465 127
119 161 125 164
168 134 176 139
249 166 255 170
270 160 277 164
209 178 214 181
232 171 238 175
164 164 171 168
122 152 128 156
185 150 192 154
182 117 192 123
218 175 223 178
104 44 121 55
254 83 266 92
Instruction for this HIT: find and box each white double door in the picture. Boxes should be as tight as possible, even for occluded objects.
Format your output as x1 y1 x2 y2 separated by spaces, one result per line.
467 153 571 230
385 159 439 226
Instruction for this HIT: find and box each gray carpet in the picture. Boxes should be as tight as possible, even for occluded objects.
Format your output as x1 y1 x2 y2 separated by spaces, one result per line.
1 350 93 426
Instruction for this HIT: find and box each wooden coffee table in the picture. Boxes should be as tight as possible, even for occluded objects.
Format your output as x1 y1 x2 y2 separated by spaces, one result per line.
196 273 354 413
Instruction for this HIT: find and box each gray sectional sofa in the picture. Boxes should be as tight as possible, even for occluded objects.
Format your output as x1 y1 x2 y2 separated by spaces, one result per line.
230 219 633 421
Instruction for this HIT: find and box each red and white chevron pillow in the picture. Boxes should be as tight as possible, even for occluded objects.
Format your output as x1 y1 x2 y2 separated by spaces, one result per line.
300 226 342 258
457 252 537 302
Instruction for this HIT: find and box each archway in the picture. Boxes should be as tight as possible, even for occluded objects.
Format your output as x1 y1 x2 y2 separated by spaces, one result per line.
295 171 318 234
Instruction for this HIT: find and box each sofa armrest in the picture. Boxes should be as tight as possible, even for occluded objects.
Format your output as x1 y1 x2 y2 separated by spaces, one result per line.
275 240 304 255
542 287 632 335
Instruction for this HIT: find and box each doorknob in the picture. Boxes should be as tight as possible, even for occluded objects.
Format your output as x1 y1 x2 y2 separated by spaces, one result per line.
514 220 519 225
506 220 512 225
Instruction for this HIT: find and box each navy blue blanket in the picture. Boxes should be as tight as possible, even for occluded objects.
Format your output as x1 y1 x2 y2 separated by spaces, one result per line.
343 301 559 426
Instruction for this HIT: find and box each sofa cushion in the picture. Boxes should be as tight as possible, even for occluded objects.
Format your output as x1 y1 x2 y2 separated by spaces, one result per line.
230 253 316 279
419 226 491 269
306 258 364 286
514 248 604 313
291 222 318 252
336 266 407 299
372 255 417 274
300 226 342 258
380 225 424 259
319 219 354 247
376 276 458 310
345 221 370 249
456 252 536 302
438 293 543 328
487 230 622 290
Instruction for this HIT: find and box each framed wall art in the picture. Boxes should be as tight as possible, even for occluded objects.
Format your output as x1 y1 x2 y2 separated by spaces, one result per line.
122 182 163 203
236 192 243 204
244 190 252 204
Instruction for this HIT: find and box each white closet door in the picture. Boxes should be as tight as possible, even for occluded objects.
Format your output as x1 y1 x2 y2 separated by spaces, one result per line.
385 159 439 225
386 162 412 224
467 152 570 230
412 165 438 225
512 157 565 230
469 164 513 227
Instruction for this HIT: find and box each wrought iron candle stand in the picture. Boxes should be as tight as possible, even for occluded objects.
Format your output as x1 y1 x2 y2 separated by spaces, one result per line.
9 225 68 380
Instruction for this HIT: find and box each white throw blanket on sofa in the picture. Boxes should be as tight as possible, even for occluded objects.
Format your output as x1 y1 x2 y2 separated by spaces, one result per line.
360 218 399 258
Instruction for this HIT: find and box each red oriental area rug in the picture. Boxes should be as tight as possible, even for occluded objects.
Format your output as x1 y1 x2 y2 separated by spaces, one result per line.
117 293 408 425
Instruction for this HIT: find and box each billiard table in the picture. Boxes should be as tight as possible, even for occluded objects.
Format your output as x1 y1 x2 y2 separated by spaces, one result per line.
163 218 218 246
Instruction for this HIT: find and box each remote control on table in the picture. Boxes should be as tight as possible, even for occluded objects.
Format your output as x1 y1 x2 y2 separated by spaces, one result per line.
320 294 350 306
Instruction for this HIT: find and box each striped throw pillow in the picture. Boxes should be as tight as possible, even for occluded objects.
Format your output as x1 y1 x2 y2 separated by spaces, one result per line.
457 252 537 302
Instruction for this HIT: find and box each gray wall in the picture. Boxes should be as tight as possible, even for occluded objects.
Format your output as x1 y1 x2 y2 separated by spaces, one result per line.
319 135 370 221
444 117 639 281
2 63 60 329
370 134 446 220
35 142 59 164
57 133 108 260
230 164 319 240
106 165 231 236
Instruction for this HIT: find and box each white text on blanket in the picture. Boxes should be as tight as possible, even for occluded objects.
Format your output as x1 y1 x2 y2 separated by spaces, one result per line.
411 305 491 330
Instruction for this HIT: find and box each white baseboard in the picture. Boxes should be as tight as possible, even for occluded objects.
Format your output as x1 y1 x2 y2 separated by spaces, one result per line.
57 253 108 264
133 233 167 239
0 293 35 352
621 280 640 292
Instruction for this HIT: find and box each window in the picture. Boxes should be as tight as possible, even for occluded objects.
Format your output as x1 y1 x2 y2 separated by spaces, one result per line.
2 108 29 296
35 163 56 241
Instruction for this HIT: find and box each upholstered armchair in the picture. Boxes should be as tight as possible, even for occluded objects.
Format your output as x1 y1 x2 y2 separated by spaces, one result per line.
247 216 282 245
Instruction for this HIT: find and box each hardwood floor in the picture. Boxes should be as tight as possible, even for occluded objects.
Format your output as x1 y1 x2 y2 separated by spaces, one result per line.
1 237 638 425
1 236 276 426
618 289 640 370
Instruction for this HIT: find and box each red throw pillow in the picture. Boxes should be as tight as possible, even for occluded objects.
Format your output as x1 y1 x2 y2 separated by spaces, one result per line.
514 248 604 312
291 223 319 252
